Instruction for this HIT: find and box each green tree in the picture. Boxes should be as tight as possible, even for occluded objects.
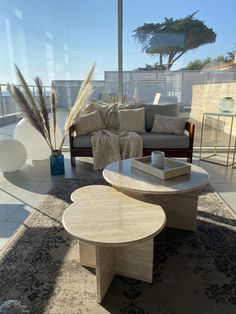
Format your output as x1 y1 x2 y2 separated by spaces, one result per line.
225 45 236 62
183 58 211 70
135 63 163 71
133 11 216 70
184 57 222 70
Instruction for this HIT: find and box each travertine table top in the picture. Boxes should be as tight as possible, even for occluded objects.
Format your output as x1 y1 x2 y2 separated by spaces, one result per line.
63 185 166 247
103 159 209 195
70 185 110 203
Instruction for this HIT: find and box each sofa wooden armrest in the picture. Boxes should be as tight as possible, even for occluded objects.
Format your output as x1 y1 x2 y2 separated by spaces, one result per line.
185 121 195 160
69 125 78 167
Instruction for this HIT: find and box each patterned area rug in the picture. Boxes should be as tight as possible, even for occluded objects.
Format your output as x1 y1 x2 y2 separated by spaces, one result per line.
0 179 236 314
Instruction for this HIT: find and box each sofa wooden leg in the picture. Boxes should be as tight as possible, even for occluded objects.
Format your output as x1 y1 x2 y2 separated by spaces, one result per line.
71 156 76 167
187 155 193 164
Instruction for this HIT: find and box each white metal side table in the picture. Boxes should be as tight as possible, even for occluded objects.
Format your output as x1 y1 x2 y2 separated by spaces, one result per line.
199 112 236 166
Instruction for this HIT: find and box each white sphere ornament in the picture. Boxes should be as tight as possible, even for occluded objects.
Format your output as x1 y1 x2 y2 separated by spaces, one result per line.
13 118 63 161
0 138 27 172
14 118 50 160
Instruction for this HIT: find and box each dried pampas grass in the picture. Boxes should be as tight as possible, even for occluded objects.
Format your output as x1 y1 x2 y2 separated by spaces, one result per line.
7 63 95 152
64 63 95 133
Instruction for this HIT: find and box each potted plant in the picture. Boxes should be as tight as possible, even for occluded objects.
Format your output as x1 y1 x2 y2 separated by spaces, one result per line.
7 63 95 175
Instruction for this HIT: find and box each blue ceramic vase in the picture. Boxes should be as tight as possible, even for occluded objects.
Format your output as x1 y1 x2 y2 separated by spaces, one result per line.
50 150 65 175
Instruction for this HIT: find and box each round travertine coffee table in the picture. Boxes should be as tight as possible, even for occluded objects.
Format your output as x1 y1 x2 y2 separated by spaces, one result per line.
103 159 209 231
63 185 166 303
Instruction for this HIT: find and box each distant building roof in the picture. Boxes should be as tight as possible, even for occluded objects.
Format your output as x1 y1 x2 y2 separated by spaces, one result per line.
206 54 236 70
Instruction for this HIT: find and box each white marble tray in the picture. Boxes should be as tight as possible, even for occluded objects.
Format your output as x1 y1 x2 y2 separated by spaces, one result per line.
131 156 191 180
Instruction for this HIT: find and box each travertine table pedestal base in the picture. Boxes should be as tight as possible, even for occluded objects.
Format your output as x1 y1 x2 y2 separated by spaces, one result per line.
79 239 154 303
118 189 199 231
146 191 199 231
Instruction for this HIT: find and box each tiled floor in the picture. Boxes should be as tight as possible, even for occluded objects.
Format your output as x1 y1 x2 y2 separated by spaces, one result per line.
0 153 236 250
0 122 15 140
0 155 102 249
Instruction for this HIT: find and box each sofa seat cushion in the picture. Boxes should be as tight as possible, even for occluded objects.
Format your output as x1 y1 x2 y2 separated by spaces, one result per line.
141 133 190 149
73 135 92 148
73 133 190 149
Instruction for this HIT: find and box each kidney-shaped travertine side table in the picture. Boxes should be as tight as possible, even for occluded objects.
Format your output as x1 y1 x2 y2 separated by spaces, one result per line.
62 185 166 303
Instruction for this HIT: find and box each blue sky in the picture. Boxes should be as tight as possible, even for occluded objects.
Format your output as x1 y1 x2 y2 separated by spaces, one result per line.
0 0 235 84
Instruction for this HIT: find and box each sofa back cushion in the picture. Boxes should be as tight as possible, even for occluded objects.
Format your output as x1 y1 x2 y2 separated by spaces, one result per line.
118 107 146 133
75 110 105 135
131 103 179 131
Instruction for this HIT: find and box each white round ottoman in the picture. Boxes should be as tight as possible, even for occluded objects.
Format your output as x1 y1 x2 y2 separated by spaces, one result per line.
0 138 27 172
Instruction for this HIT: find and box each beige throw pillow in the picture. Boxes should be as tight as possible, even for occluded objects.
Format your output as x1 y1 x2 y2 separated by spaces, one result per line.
75 110 105 135
152 114 186 135
118 107 146 133
81 102 120 130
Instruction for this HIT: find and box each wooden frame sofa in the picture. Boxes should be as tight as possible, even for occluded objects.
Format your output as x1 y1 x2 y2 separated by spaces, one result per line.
69 104 195 167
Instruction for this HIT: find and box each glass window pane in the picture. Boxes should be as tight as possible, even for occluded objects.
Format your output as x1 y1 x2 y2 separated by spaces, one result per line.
0 0 117 146
123 0 236 152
